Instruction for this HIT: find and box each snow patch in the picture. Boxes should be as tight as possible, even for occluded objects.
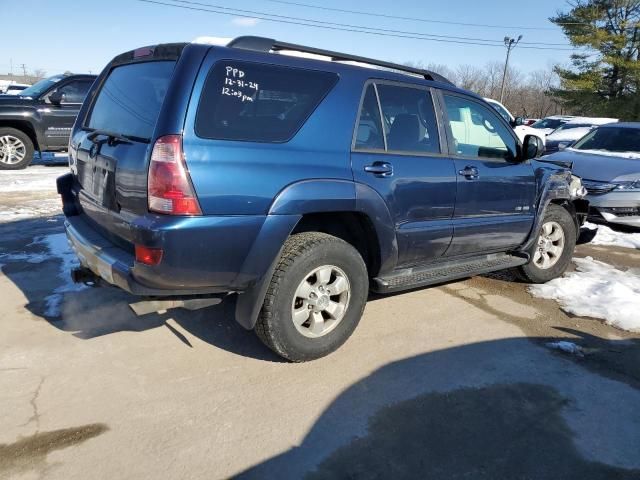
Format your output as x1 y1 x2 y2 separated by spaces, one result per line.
0 166 68 192
583 222 640 249
1 233 86 316
0 198 62 223
546 341 586 357
529 257 640 332
38 233 86 317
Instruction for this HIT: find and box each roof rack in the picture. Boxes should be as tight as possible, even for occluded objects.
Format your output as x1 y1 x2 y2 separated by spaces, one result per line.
226 36 455 86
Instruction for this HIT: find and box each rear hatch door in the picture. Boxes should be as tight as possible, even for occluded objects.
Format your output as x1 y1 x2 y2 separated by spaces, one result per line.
72 45 185 243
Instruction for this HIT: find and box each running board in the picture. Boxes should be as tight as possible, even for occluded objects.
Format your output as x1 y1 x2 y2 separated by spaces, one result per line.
372 253 527 294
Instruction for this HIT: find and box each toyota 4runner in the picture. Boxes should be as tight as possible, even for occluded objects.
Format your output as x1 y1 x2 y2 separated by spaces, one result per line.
58 37 588 361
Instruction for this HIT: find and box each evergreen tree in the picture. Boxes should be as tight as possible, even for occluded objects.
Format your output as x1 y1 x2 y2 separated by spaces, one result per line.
552 0 640 120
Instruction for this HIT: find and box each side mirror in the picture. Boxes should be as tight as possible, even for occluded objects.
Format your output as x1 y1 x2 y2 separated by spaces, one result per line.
48 90 64 105
523 134 544 160
514 116 525 126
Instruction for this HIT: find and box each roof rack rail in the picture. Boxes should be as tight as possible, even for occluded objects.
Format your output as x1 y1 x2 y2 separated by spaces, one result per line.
226 36 455 86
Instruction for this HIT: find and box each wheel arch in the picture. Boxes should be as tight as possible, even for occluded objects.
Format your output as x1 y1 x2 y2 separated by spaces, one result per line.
235 179 398 331
0 119 40 151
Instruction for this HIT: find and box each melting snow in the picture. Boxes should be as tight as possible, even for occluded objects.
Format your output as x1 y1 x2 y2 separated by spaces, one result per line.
546 341 586 357
583 222 640 249
38 233 85 317
529 257 640 332
0 165 67 192
0 233 85 317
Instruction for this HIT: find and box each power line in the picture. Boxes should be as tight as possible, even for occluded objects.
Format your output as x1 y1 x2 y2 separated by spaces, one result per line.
167 0 571 47
264 0 588 32
136 0 577 51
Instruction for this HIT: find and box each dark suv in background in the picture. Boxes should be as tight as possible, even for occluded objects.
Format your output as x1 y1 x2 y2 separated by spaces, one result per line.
58 37 588 361
0 73 96 169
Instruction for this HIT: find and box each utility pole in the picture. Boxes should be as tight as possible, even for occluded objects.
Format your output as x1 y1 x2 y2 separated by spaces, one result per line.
20 63 27 82
500 35 522 104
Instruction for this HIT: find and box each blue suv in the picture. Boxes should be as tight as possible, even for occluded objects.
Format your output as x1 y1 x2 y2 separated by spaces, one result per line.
58 37 588 361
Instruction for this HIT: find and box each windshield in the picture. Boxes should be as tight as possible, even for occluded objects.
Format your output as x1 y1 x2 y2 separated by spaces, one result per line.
573 126 640 153
18 75 66 97
487 102 512 123
531 118 564 130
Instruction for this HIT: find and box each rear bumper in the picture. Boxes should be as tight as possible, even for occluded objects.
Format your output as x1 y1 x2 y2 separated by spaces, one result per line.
65 215 228 296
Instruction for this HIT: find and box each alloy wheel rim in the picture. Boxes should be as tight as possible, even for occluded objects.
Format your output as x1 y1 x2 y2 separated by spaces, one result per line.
0 135 26 165
291 264 351 338
533 221 565 270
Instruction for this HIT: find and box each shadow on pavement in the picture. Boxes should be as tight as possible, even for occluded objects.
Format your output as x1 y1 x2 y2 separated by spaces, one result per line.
0 215 282 362
236 335 640 479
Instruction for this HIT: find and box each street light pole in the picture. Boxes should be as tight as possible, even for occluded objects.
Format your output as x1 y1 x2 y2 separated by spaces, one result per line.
500 35 522 104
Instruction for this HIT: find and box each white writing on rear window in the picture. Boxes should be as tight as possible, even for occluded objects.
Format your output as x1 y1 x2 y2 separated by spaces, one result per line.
221 66 259 102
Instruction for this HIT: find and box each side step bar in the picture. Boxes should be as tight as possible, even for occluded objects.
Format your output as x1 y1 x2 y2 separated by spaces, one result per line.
372 253 527 294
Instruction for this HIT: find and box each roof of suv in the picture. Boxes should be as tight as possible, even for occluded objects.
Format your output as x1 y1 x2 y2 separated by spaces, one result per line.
188 36 471 96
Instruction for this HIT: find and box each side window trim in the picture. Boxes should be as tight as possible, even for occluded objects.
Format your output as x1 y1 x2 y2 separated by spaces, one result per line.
373 83 387 151
351 78 446 157
439 91 520 162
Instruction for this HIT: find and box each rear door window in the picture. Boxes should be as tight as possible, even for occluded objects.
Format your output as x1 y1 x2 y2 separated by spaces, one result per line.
195 61 338 142
86 61 176 139
376 84 440 154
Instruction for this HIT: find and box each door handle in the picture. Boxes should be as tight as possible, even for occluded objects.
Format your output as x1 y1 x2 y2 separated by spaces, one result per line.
458 166 479 179
364 162 393 177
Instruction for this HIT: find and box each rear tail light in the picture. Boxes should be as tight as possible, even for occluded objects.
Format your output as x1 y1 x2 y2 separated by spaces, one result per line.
148 135 202 215
135 245 163 266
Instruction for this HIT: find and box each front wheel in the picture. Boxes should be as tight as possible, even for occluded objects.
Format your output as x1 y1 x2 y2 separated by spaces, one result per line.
0 128 34 170
516 204 576 283
255 232 368 362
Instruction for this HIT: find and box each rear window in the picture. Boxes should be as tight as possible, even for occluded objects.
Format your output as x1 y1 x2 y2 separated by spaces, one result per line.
195 61 338 142
86 61 175 139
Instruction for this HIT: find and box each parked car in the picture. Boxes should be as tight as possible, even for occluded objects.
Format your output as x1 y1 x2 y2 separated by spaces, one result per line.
543 117 618 154
530 115 575 137
1 83 31 95
545 122 640 230
483 98 545 144
0 73 96 169
58 37 588 361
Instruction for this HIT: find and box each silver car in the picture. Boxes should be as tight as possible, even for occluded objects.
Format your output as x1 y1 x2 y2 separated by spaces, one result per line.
544 122 640 230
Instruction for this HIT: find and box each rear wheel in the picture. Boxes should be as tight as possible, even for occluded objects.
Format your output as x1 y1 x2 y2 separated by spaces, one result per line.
517 204 576 283
0 128 34 170
255 232 368 362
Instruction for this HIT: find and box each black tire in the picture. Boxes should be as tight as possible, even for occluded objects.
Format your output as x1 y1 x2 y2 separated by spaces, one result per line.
255 232 368 362
516 204 576 283
0 127 34 170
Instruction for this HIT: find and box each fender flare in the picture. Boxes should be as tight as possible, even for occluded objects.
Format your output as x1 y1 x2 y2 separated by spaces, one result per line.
519 169 576 253
234 179 398 330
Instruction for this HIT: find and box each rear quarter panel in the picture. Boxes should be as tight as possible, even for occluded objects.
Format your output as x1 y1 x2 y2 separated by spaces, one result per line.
181 48 365 215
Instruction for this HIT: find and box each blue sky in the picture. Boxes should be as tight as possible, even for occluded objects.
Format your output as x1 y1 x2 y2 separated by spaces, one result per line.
2 0 575 77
